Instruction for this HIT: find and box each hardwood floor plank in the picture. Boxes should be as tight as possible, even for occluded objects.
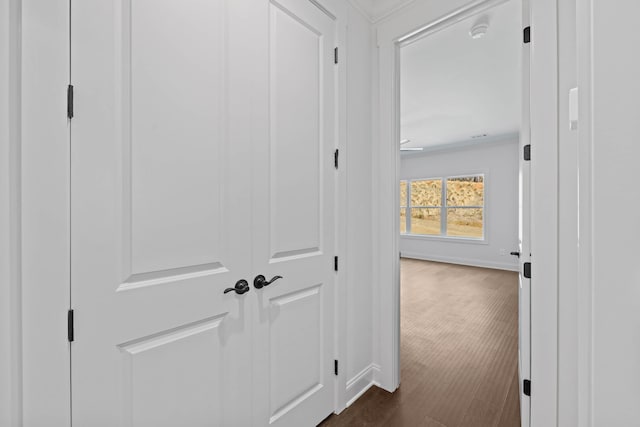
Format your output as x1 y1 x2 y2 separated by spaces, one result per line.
458 398 501 427
320 260 520 427
497 366 522 427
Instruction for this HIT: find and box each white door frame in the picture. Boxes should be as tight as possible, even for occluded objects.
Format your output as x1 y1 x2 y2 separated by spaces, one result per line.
575 0 593 424
12 0 72 425
373 0 559 425
1 0 25 424
9 0 351 423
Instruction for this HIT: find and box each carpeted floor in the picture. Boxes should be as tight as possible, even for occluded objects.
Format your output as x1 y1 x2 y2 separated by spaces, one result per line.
320 258 521 427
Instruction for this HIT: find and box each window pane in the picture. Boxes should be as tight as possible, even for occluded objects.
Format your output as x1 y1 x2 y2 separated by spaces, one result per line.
400 181 407 207
446 208 483 238
410 208 441 235
411 179 442 206
446 176 484 206
400 208 407 233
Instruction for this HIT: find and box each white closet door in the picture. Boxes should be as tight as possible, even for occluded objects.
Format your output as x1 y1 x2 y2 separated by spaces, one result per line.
70 0 256 425
251 0 337 426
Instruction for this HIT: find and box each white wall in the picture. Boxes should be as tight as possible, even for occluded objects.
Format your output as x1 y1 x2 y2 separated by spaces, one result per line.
399 139 519 271
1 0 12 424
0 0 20 425
588 1 640 424
344 3 376 405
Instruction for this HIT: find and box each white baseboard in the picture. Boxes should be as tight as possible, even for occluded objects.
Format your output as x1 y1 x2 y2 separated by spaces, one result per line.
345 364 380 407
400 251 519 272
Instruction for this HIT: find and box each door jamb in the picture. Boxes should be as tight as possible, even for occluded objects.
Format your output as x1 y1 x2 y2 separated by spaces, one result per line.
3 0 24 424
373 0 559 425
15 0 71 424
309 0 349 415
575 0 593 424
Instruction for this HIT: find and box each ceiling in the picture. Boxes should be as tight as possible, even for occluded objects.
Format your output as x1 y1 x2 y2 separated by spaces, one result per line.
350 0 416 22
400 0 521 150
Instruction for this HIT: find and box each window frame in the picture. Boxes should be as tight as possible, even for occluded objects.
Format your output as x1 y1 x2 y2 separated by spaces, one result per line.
400 173 486 241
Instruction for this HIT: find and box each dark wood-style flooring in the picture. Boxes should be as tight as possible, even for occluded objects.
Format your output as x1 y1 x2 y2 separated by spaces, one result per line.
321 259 520 427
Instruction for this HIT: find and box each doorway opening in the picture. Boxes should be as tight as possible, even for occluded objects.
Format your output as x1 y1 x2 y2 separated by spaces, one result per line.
396 1 528 425
321 1 530 426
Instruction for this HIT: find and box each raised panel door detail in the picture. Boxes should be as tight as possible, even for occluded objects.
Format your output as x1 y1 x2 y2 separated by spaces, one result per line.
269 2 323 261
269 285 323 422
118 315 226 427
121 0 228 277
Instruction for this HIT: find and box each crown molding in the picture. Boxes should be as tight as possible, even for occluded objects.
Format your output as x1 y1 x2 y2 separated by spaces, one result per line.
371 0 419 24
347 0 375 21
347 0 420 24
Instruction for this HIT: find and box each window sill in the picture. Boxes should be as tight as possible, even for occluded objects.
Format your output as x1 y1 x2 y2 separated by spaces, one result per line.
400 233 488 245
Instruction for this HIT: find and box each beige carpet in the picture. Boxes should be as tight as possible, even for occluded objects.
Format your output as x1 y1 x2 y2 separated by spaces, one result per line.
321 259 521 427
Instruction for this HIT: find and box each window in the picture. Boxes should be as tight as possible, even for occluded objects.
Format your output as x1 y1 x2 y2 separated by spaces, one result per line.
399 181 407 234
400 175 484 239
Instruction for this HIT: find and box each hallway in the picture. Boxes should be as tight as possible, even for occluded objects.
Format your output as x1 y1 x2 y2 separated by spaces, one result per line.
322 259 520 427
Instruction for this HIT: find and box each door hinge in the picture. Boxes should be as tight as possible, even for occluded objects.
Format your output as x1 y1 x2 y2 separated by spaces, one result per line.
523 262 531 279
67 84 74 119
523 379 531 396
334 149 339 169
523 144 531 161
334 360 338 376
67 309 75 342
523 26 531 44
334 47 338 64
334 256 338 272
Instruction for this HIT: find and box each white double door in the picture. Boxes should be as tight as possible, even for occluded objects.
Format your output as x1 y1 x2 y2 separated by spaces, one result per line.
70 0 337 425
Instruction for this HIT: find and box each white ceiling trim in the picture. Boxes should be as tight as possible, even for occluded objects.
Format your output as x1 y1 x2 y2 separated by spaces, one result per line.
347 0 375 21
398 0 509 44
354 0 503 27
348 0 421 23
371 0 420 24
399 132 519 157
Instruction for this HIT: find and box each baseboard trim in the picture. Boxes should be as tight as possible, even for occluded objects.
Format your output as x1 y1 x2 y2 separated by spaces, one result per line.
400 252 519 272
345 364 380 407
